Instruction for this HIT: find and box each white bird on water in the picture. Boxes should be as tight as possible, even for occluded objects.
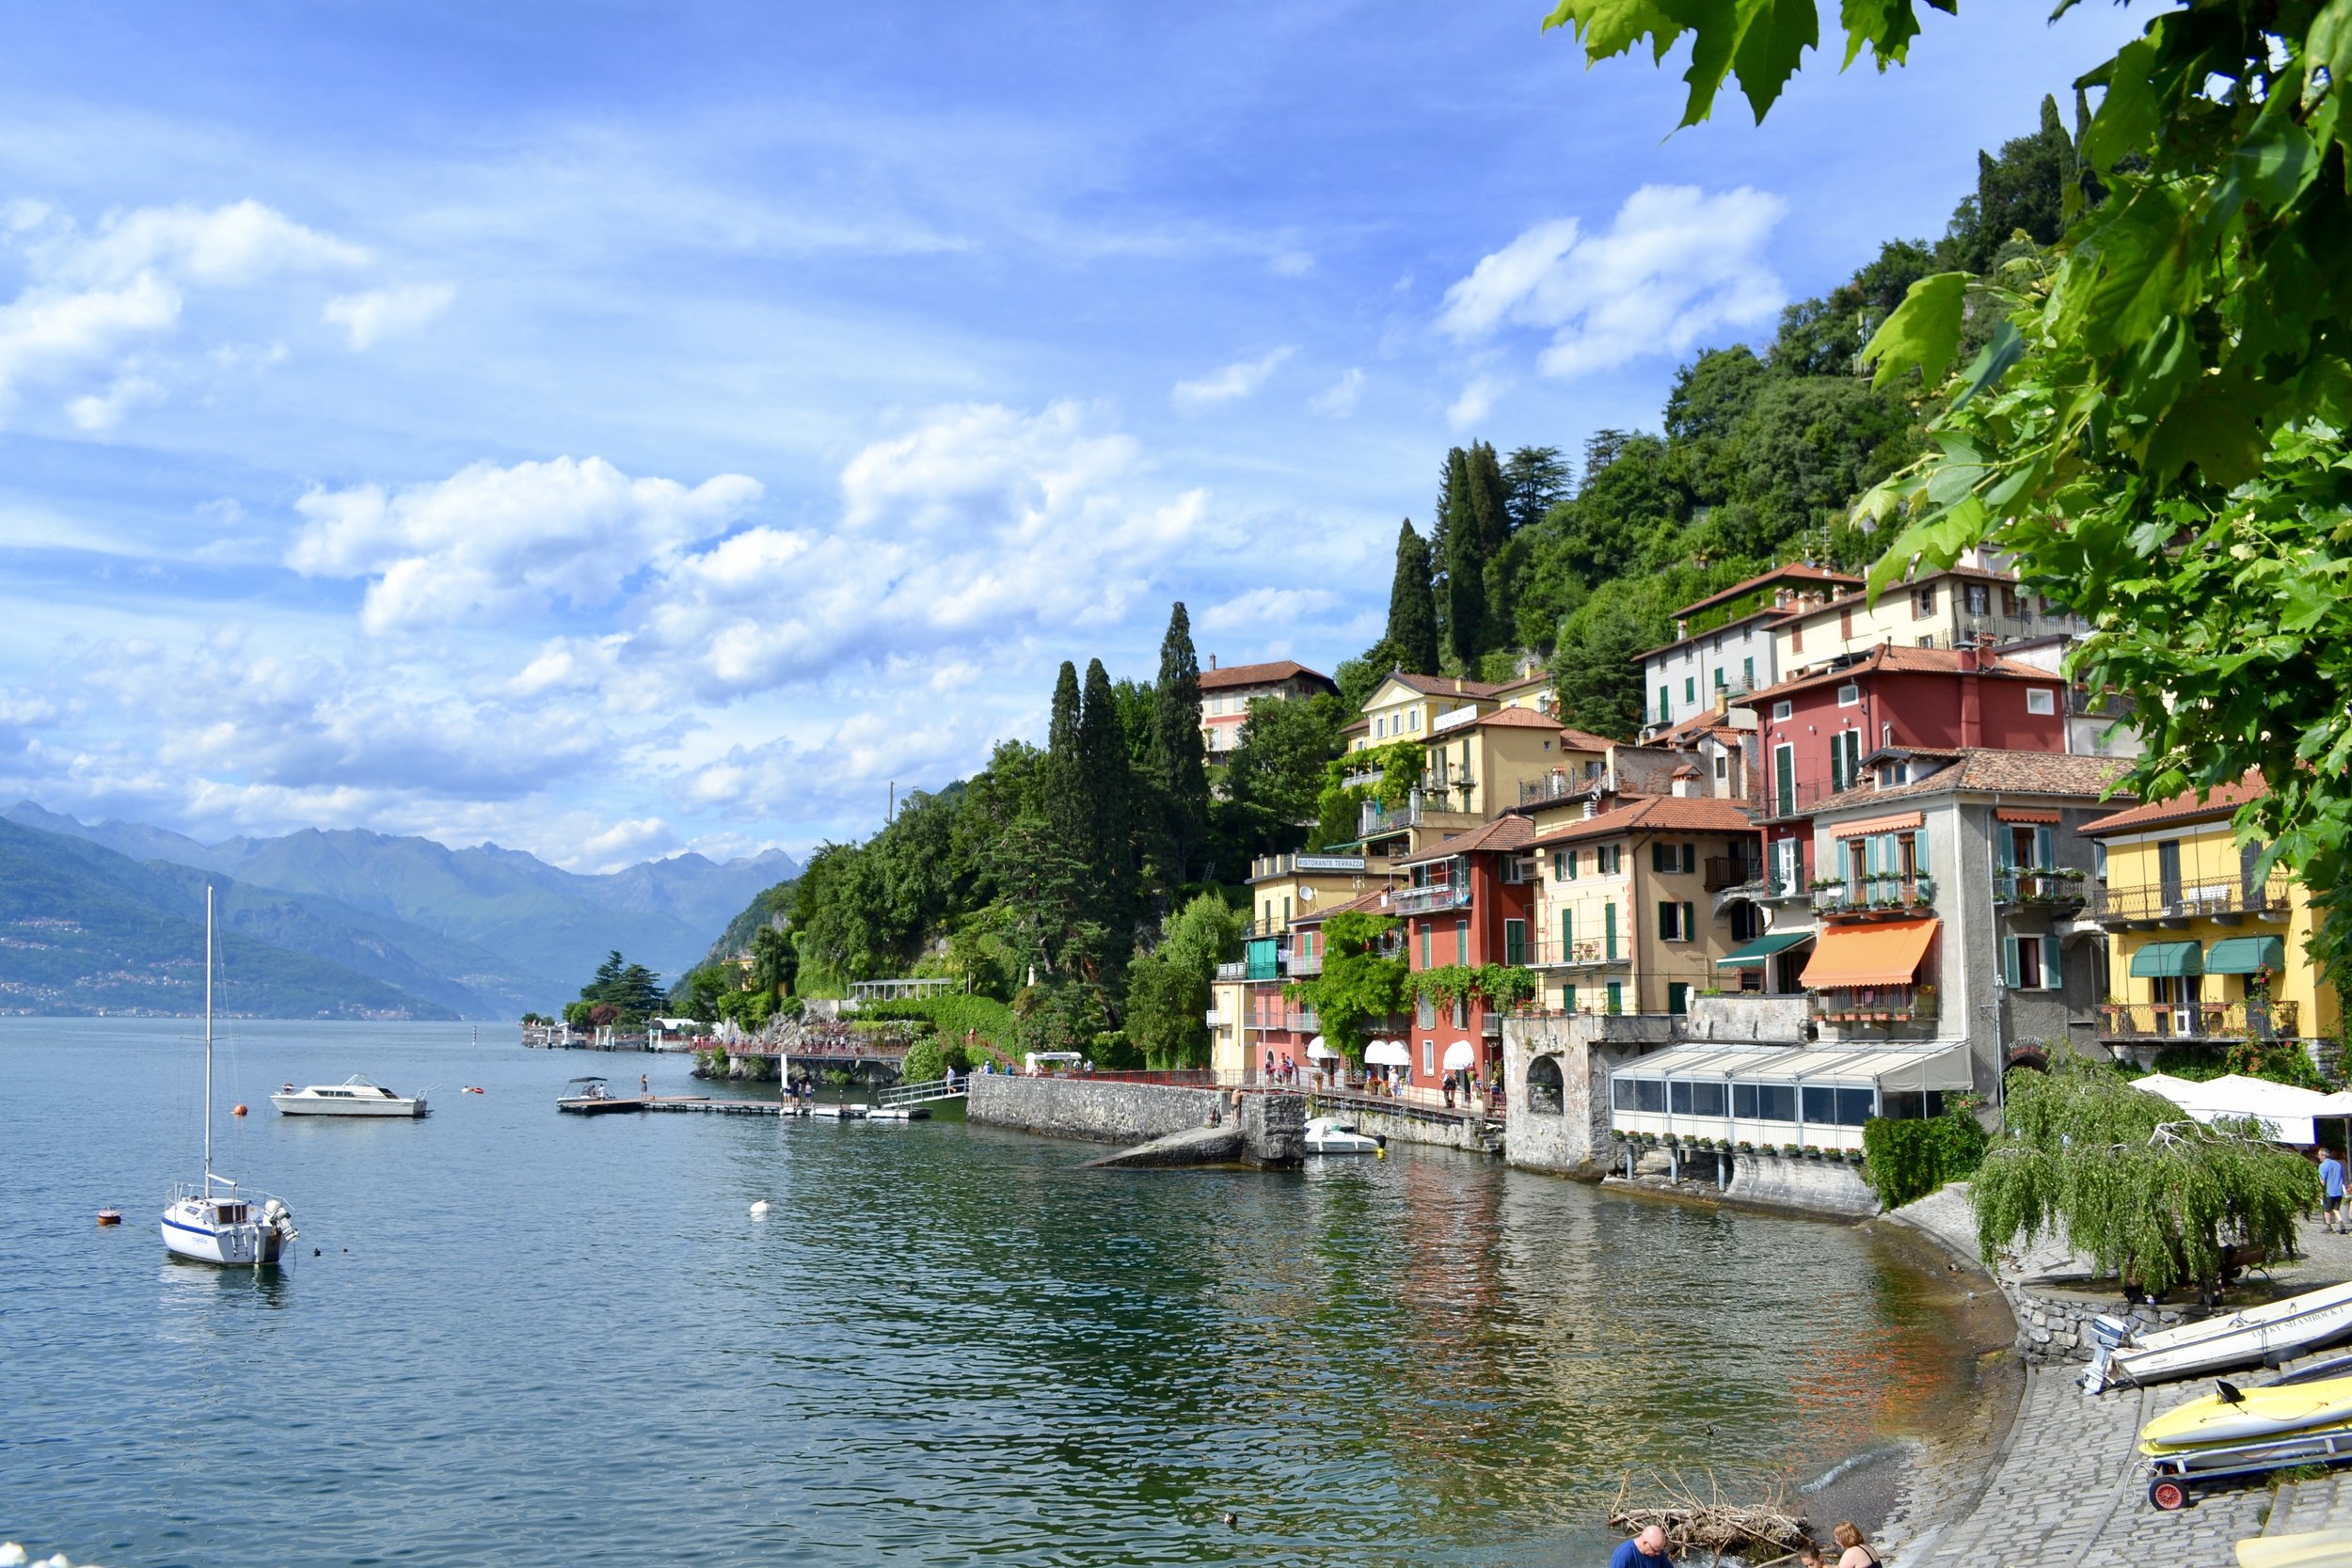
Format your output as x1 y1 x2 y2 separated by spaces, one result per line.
749 1200 772 1220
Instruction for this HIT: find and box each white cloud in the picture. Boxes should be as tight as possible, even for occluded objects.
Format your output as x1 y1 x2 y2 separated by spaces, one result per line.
1437 186 1787 380
1447 374 1504 430
1198 586 1339 635
0 198 371 426
1309 367 1362 417
582 816 680 864
66 373 163 432
287 456 763 634
324 282 455 350
1270 248 1314 277
1171 346 1294 410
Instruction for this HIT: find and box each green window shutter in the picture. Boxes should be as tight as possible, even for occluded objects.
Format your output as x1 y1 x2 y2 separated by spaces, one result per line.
1831 744 1845 793
1505 920 1527 966
2036 826 2055 870
1683 844 1696 874
1605 902 1617 959
1551 849 1564 880
1561 909 1574 954
2042 935 2062 990
1454 918 1468 965
1682 901 1695 941
1562 984 1577 1014
1420 925 1430 967
2003 937 2021 989
1658 900 1675 941
1650 842 1667 873
1668 982 1689 1016
1684 676 1694 702
1606 980 1622 1015
1566 848 1578 879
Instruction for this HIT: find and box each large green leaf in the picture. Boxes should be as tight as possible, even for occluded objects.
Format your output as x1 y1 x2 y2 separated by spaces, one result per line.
1836 0 1950 70
1543 0 1820 126
1861 271 1968 390
1541 0 1682 57
1952 320 2024 409
2063 182 2198 359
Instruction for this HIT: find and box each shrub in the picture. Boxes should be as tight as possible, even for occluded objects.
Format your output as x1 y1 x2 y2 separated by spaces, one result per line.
1861 1110 1992 1210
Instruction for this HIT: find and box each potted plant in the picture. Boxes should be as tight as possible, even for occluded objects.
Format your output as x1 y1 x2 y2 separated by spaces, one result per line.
1736 1140 1754 1152
1782 1142 1802 1156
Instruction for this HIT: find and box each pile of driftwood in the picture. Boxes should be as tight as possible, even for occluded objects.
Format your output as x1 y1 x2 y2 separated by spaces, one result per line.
1608 1472 1812 1563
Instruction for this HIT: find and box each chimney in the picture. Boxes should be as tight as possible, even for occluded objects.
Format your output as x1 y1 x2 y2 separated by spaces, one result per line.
1454 677 1464 693
1210 654 1217 670
1675 618 1689 641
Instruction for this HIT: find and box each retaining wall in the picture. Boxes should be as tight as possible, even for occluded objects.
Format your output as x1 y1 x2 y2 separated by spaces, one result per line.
967 1075 1220 1145
1722 1148 1879 1218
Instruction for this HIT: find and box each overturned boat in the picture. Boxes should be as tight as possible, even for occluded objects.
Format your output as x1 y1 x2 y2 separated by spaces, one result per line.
2085 1280 2352 1392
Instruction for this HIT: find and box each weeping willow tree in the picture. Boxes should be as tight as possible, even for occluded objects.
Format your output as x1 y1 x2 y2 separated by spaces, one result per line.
1972 1060 2319 1300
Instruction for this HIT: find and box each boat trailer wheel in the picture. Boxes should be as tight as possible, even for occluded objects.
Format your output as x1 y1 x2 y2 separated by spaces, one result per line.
2148 1478 2191 1513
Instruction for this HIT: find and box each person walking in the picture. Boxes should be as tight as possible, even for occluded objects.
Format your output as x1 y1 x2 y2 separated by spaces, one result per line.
640 1071 650 1101
1829 1521 1879 1568
1610 1524 1672 1568
2322 1147 2346 1234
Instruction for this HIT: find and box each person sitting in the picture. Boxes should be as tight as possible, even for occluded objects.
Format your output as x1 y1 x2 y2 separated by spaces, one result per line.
1830 1521 1879 1568
1610 1524 1672 1568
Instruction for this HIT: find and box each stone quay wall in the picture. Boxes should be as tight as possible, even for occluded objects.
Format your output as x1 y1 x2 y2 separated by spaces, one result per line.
2009 1291 2192 1365
967 1075 1220 1146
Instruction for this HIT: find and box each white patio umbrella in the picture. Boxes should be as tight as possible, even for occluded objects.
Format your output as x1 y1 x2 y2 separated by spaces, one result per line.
1442 1039 1474 1070
1364 1039 1411 1067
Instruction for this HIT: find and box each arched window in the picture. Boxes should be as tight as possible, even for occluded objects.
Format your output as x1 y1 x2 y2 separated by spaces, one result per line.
1526 1055 1565 1116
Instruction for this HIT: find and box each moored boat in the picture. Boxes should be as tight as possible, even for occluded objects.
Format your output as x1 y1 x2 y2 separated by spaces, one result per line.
272 1074 428 1117
1304 1115 1381 1155
556 1076 644 1115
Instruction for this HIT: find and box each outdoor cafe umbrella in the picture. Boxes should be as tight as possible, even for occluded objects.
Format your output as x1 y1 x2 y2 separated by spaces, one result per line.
1442 1039 1475 1071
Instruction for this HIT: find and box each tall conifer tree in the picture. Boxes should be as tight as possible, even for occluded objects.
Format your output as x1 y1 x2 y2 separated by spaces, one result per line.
1079 657 1136 970
1444 446 1490 668
1385 520 1439 674
1149 602 1209 884
1045 659 1085 848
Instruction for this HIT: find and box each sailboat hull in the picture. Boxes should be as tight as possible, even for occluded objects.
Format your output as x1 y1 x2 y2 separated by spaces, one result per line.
160 1199 287 1267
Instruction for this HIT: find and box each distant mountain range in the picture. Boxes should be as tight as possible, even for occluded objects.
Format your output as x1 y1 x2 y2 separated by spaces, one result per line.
0 801 799 1020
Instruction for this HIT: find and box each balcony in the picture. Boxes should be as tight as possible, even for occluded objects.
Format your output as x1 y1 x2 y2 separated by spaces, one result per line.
1215 961 1246 982
2090 879 2293 927
1289 948 1325 977
1520 768 1603 807
2097 1000 2301 1041
1341 768 1384 791
1392 879 1472 916
1813 985 1938 1026
1811 874 1936 919
1203 1008 1231 1028
1705 855 1762 893
1527 937 1627 969
1995 868 2090 911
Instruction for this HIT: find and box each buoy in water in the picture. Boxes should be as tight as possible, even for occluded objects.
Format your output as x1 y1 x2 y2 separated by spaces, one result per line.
463 1085 485 1094
232 1102 247 1117
96 1208 122 1227
749 1200 772 1220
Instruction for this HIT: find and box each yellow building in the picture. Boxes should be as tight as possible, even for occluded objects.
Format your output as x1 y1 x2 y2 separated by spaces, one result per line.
1524 791 1765 1017
2080 775 2341 1059
1348 670 1512 753
1770 559 2080 676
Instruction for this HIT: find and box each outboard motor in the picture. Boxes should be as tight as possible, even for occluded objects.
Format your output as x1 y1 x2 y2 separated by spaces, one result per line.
262 1197 297 1243
2081 1314 2136 1394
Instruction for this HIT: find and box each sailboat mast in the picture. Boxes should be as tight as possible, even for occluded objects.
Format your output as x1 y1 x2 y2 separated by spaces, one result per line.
204 883 213 1184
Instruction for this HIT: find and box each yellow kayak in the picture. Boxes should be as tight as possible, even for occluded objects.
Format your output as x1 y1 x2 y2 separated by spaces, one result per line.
2236 1527 2352 1567
2142 1376 2352 1453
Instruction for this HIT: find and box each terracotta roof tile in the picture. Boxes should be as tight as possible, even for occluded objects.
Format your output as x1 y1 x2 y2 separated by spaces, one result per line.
1288 883 1403 926
1469 705 1566 730
1396 814 1535 866
1672 562 1862 621
1557 727 1620 752
1743 642 2058 703
1811 748 2130 815
1530 794 1760 846
1198 658 1335 692
2081 771 2265 837
1379 671 1512 701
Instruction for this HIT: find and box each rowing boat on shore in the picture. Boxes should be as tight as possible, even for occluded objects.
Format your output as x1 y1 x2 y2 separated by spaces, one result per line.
2086 1281 2352 1392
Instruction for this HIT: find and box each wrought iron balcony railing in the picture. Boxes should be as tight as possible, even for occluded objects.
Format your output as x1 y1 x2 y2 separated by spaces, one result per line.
2097 1000 2300 1041
2090 879 2294 924
1391 880 1472 916
1811 874 1936 916
1995 869 2090 908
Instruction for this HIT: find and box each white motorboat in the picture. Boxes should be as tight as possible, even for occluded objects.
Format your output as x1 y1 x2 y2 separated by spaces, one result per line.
1304 1115 1382 1155
2086 1280 2352 1391
272 1074 428 1117
161 888 298 1269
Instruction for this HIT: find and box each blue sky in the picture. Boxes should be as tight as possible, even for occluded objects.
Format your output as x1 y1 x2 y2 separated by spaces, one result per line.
0 0 2143 868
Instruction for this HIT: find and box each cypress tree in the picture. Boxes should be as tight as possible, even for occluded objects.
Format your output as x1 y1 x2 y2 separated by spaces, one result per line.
1079 657 1137 968
1045 659 1085 850
1385 520 1440 674
1444 446 1489 668
1149 602 1209 883
1430 451 1457 656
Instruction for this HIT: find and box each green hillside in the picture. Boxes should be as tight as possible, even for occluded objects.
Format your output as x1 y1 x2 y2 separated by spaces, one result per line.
0 818 457 1019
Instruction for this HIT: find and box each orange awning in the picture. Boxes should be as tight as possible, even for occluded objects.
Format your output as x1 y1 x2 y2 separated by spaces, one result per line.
1829 811 1924 838
1799 917 1939 989
1997 808 2060 824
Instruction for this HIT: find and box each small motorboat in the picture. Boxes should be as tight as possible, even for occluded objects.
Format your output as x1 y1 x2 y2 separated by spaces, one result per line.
2141 1376 2352 1452
272 1074 428 1117
1304 1115 1382 1155
2087 1281 2352 1391
808 1103 867 1120
462 1085 485 1095
556 1076 644 1115
867 1105 930 1121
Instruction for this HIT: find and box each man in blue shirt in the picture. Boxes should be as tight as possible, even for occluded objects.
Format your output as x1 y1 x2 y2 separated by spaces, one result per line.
1610 1525 1673 1567
2321 1147 2345 1234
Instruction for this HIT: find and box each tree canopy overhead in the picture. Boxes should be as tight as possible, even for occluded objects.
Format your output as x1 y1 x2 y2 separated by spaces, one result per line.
1546 0 2352 991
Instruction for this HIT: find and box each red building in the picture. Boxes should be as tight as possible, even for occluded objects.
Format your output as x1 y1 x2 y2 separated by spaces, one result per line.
1746 643 2067 890
1394 815 1536 1090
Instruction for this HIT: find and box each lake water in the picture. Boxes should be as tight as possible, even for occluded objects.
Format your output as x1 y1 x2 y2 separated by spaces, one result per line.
4 1019 1990 1566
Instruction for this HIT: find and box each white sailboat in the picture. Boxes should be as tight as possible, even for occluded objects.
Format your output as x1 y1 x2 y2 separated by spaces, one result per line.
160 887 298 1268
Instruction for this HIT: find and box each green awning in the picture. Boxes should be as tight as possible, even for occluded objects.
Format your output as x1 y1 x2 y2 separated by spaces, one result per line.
1719 930 1815 967
2205 936 2285 974
2130 941 2204 978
